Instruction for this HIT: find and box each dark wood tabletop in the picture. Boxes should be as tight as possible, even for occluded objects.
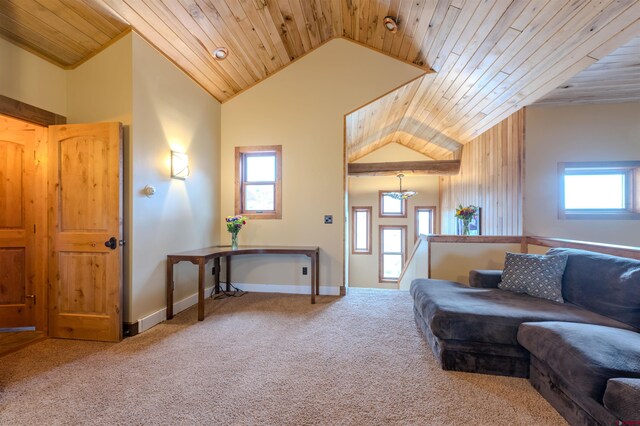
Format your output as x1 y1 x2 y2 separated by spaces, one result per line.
168 245 319 259
167 245 320 321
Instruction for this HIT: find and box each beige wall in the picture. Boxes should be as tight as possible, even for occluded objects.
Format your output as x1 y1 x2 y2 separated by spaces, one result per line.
398 236 429 290
64 33 221 323
525 104 640 246
349 173 439 288
130 34 221 322
430 242 522 284
221 38 424 293
0 37 67 116
67 34 132 125
65 34 135 322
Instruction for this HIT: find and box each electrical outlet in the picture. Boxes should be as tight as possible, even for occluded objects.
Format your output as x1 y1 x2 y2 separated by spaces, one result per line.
212 266 216 275
324 215 333 224
302 267 308 275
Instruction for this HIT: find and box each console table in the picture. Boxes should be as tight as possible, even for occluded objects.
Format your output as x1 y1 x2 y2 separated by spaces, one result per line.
166 245 320 321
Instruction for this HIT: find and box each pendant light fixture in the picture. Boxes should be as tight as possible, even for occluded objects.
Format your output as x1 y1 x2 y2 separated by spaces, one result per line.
388 173 416 200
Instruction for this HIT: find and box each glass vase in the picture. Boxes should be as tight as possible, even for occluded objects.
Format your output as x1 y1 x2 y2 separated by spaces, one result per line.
231 232 238 250
462 220 470 236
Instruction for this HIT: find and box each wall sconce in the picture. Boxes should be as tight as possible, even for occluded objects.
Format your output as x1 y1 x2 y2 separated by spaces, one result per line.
171 151 190 180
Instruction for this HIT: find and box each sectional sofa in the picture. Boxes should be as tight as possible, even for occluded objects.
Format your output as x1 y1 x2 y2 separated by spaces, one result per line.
410 247 640 425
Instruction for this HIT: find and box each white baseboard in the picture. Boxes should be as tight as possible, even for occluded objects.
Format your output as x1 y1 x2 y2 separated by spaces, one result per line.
136 284 340 334
231 283 341 296
137 285 215 333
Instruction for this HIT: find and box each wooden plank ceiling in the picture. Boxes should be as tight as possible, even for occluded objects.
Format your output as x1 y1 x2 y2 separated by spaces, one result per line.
534 34 640 106
0 0 129 66
0 1 638 161
346 0 640 161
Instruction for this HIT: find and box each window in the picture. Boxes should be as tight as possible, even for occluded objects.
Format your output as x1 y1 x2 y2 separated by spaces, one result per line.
415 206 436 241
379 225 406 282
379 191 407 217
352 206 372 254
558 162 640 220
235 146 282 219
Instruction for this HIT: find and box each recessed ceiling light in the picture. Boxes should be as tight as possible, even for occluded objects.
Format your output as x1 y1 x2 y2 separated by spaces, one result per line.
383 16 399 33
212 47 228 60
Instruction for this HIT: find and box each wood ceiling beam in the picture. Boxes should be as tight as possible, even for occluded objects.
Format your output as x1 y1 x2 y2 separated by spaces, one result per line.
347 160 461 176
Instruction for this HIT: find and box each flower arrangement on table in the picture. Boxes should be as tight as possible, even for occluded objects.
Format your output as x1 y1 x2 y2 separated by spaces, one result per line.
226 215 248 250
454 205 479 236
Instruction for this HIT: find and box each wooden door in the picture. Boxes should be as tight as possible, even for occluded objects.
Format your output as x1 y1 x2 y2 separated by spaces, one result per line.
0 116 46 329
49 123 123 342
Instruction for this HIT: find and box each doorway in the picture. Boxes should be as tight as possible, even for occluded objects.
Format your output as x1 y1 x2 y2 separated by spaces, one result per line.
0 107 124 346
347 172 439 290
0 114 48 330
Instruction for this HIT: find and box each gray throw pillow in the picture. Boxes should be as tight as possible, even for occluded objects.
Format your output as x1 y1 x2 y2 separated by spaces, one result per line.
498 252 568 303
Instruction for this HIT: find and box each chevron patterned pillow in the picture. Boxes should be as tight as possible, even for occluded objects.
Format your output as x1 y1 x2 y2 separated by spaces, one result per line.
498 252 568 303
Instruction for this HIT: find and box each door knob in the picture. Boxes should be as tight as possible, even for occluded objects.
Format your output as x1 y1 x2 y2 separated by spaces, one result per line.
104 237 118 250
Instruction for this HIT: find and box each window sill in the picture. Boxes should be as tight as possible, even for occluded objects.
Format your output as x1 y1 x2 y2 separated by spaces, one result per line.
241 212 282 220
560 211 640 220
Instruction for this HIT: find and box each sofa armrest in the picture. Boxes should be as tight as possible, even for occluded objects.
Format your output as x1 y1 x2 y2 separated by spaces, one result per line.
604 378 640 421
469 270 502 288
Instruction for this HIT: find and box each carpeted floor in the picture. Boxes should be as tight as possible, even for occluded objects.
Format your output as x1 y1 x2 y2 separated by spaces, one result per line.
0 289 565 425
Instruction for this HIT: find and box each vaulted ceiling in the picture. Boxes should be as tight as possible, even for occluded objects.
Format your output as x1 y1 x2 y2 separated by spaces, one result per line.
534 34 640 106
1 1 639 161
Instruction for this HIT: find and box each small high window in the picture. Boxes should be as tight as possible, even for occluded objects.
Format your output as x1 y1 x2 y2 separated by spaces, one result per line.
379 225 406 282
558 161 639 220
352 206 372 254
415 206 436 241
235 146 282 219
379 191 407 217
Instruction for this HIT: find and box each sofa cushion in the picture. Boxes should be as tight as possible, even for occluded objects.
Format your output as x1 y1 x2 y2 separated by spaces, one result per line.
603 378 640 421
547 248 640 329
410 279 634 346
469 270 502 288
498 252 567 303
518 322 640 400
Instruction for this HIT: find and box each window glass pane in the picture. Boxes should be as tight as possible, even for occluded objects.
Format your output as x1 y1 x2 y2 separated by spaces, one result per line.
355 211 368 250
565 174 625 209
383 229 402 253
245 184 275 211
417 211 432 236
382 194 402 214
246 155 275 182
383 254 402 278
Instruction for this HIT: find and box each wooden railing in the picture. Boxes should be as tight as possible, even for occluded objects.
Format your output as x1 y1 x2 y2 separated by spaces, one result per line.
396 235 640 288
525 236 640 260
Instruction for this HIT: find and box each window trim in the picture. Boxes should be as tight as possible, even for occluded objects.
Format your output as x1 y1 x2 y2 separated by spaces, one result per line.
415 206 437 242
558 161 640 220
352 206 372 255
235 145 282 219
379 225 407 283
379 190 407 218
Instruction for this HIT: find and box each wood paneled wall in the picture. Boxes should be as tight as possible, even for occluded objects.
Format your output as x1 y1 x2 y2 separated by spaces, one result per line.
440 109 524 236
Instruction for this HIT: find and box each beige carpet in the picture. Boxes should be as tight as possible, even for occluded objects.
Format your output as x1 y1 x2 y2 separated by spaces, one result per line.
0 289 565 425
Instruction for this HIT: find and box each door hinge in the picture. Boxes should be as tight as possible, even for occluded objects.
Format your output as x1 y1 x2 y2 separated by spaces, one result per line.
33 224 36 233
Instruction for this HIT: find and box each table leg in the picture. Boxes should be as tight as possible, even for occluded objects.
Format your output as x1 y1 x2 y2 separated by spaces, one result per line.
315 250 320 296
311 253 316 304
214 257 221 294
226 255 231 292
198 259 205 321
166 259 174 319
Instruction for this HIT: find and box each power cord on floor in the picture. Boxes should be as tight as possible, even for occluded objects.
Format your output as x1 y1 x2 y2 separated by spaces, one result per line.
210 281 247 300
